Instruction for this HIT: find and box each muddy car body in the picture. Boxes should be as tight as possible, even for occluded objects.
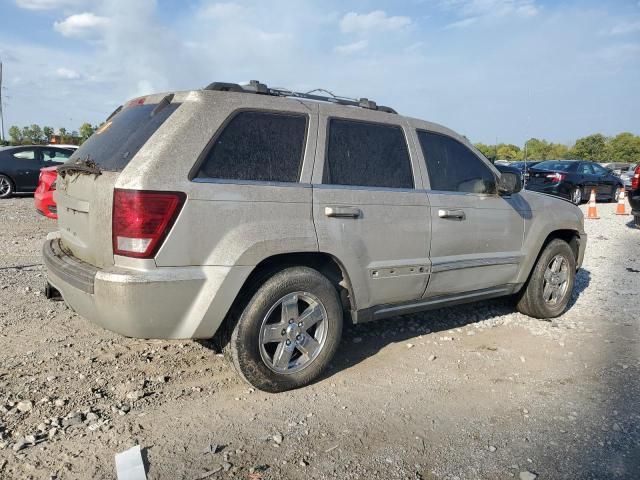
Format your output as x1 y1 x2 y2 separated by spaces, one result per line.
44 82 587 391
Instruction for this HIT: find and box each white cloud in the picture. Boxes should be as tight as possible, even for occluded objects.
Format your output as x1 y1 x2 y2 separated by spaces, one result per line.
446 17 478 29
53 12 110 38
334 40 368 54
200 2 248 19
15 0 85 10
54 67 80 79
340 11 412 34
609 21 640 35
440 0 539 20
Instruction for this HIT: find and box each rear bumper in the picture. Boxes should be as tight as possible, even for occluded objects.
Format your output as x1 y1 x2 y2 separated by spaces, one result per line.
43 239 252 339
628 190 640 214
34 191 57 219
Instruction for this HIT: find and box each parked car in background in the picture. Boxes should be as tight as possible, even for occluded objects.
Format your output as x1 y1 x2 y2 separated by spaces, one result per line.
601 162 631 176
43 81 586 392
628 164 640 228
526 160 624 205
0 145 74 198
34 166 58 219
510 160 542 184
620 164 639 191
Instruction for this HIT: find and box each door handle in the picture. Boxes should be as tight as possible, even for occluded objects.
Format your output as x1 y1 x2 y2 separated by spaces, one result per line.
438 209 465 220
325 206 362 218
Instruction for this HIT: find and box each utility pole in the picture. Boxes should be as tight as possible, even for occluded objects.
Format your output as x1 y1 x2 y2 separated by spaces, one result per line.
0 61 5 142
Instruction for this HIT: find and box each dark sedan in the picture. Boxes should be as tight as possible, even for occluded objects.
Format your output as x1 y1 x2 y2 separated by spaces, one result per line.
0 145 73 198
526 160 623 205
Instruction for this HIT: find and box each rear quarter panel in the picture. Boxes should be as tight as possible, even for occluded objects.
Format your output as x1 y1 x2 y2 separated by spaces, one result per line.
116 91 320 268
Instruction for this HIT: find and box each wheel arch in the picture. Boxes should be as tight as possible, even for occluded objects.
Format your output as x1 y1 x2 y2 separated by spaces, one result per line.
210 251 357 349
0 172 16 196
517 228 581 287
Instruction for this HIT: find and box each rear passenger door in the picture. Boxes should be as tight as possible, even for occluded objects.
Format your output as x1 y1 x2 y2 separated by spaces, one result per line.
414 129 526 297
312 106 431 310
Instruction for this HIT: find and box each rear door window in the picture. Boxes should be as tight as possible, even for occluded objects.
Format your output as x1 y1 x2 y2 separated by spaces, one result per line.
13 150 36 160
194 111 307 183
323 119 414 189
42 148 72 164
417 131 497 194
68 100 181 171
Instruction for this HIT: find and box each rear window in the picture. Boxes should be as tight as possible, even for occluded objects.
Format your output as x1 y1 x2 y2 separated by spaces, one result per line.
532 161 574 172
68 101 180 171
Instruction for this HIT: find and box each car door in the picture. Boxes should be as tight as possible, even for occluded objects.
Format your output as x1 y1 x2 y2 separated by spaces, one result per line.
9 148 41 191
312 106 431 311
591 163 616 196
576 162 598 196
413 128 526 297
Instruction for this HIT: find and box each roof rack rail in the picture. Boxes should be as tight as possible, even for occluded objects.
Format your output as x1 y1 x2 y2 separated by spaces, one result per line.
203 80 397 114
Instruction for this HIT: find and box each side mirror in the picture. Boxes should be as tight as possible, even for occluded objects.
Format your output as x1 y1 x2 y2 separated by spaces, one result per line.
498 172 522 195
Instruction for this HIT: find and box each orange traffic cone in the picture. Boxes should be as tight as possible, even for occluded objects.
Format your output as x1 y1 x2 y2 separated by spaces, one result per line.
586 188 599 219
615 188 629 215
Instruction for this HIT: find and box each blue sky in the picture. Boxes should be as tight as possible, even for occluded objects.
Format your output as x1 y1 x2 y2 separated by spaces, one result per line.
0 0 639 145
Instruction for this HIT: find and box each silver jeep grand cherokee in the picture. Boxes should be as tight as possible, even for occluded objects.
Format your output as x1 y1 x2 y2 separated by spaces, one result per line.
44 81 587 392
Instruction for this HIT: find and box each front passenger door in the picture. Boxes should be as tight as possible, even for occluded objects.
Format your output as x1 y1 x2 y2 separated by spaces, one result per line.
415 130 526 297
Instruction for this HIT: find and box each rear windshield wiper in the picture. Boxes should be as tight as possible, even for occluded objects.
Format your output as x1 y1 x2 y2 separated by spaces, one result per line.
58 155 102 178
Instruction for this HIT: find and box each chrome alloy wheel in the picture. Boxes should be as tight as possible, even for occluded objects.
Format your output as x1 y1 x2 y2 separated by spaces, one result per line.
571 188 582 205
0 177 11 197
259 292 328 374
543 254 570 305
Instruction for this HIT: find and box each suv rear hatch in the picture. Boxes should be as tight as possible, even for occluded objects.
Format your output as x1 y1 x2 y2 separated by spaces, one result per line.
55 95 181 268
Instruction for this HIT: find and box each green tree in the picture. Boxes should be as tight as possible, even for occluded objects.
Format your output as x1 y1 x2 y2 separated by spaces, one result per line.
58 127 69 144
28 124 44 144
474 142 495 159
8 125 23 145
548 143 570 159
496 143 522 161
78 122 95 144
608 132 640 164
524 138 553 160
43 126 54 143
571 134 610 162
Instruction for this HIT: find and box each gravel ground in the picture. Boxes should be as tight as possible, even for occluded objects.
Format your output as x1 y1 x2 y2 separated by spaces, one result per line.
0 197 638 480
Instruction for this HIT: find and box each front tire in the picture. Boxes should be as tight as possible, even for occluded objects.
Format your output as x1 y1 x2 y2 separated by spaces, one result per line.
0 175 14 199
517 239 576 319
610 186 620 203
227 266 343 392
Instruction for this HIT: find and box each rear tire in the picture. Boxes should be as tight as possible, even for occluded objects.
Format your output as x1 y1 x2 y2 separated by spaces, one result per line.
517 239 576 319
226 266 343 392
635 215 640 228
570 187 582 205
0 175 14 199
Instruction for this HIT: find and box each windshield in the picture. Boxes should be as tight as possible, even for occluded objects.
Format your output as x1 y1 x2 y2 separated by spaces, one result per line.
66 101 180 172
531 160 574 172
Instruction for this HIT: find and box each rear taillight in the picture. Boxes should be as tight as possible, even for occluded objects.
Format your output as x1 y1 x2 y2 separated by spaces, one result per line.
112 189 185 259
632 165 640 190
546 172 566 183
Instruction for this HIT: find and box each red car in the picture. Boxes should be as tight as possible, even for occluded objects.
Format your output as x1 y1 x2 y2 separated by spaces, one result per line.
34 166 58 219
